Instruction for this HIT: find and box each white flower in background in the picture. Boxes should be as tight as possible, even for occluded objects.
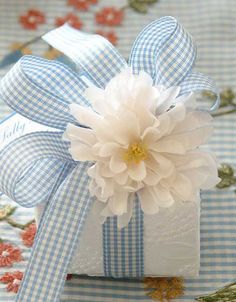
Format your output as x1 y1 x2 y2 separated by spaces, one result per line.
64 68 220 228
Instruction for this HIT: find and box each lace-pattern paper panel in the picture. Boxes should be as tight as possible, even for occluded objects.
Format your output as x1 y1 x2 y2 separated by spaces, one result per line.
36 199 199 277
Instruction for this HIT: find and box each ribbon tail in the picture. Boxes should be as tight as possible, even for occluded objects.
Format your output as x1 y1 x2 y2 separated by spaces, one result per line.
15 162 93 302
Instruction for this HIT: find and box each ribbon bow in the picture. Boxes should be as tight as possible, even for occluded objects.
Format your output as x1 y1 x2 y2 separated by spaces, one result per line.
0 16 219 302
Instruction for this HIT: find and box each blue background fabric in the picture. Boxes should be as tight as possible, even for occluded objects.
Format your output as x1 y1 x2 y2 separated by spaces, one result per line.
0 0 235 301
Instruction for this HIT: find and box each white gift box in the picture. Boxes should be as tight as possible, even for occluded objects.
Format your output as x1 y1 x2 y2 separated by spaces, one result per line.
36 200 200 277
0 113 200 277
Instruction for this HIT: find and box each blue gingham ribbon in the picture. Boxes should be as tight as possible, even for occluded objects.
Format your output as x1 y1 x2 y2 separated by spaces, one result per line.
103 196 144 278
0 16 219 302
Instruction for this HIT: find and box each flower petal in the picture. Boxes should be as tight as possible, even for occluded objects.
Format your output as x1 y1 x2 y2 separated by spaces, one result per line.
110 153 127 173
174 151 220 189
171 173 195 201
154 103 186 138
69 142 95 161
155 86 181 115
99 164 115 177
152 185 175 207
138 187 159 214
99 142 121 157
143 168 161 186
173 110 213 133
164 126 214 150
104 68 134 107
128 161 146 181
131 71 158 108
85 86 112 116
150 140 186 154
182 168 214 189
64 123 96 145
108 190 129 216
158 103 186 133
167 150 217 171
149 152 174 178
142 127 161 145
109 111 140 144
69 103 102 128
101 180 114 200
133 105 157 133
114 171 129 185
117 194 134 229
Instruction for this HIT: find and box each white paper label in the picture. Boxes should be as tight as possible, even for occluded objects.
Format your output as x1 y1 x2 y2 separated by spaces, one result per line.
0 113 55 150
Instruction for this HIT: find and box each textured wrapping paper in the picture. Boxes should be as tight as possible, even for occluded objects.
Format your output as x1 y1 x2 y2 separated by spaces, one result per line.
36 200 200 277
0 113 200 277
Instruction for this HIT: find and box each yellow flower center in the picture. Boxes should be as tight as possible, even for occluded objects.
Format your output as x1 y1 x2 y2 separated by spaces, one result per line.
123 141 147 164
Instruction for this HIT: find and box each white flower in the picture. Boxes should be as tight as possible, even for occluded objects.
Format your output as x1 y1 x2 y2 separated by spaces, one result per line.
64 68 220 228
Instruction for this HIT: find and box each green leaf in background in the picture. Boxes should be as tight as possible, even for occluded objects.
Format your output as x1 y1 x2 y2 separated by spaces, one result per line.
208 88 236 117
196 282 236 301
219 88 236 108
0 205 17 221
128 0 158 13
217 163 236 189
0 50 23 69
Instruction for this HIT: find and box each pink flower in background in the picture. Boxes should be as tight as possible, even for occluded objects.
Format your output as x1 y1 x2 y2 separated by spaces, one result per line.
96 7 123 26
0 243 22 267
0 271 23 293
66 274 73 280
55 13 83 29
96 30 118 45
19 9 45 30
21 223 37 248
68 0 97 11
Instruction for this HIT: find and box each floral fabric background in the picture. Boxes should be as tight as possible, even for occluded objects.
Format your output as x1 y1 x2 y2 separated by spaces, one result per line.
0 0 236 301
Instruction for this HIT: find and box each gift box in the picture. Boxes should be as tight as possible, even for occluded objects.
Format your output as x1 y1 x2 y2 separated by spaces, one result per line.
0 111 201 278
0 16 220 302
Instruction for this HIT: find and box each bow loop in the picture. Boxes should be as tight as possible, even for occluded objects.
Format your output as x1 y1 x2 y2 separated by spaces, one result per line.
20 55 89 106
129 16 219 111
0 131 74 207
0 56 89 130
43 24 128 88
129 16 196 87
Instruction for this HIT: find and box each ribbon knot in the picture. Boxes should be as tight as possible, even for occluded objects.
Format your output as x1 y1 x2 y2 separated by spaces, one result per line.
0 16 219 302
